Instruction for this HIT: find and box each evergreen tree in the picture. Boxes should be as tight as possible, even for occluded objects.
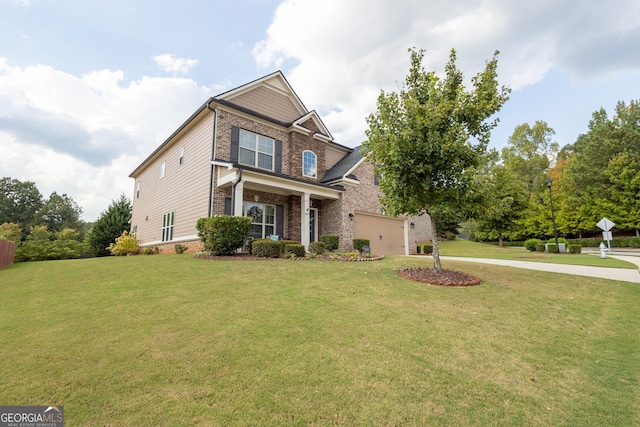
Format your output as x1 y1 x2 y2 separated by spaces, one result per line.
86 195 132 256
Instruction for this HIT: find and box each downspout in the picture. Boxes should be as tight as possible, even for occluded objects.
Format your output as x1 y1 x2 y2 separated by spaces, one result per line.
231 168 243 215
206 99 217 217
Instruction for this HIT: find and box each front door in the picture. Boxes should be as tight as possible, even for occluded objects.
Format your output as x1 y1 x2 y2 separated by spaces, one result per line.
309 208 318 242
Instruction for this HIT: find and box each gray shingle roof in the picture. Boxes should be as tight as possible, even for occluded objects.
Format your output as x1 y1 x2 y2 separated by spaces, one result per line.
320 145 363 183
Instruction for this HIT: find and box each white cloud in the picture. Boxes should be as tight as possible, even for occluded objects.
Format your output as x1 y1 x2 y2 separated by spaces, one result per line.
15 0 30 9
0 58 215 220
253 0 640 147
153 54 199 74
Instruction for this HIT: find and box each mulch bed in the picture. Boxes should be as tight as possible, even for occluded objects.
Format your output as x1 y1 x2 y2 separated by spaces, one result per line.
399 267 481 287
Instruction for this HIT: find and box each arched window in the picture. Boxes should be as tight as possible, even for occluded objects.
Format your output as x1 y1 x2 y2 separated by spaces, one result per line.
303 150 317 178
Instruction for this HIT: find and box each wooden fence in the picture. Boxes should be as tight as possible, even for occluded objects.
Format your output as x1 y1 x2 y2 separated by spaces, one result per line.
0 239 16 269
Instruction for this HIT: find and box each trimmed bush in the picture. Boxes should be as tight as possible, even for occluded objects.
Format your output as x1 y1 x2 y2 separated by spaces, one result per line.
568 244 582 254
196 215 252 255
320 234 339 252
174 243 187 254
143 245 159 255
251 239 280 258
107 230 139 256
285 243 306 257
309 241 325 255
416 245 421 254
525 238 543 251
353 238 370 253
535 244 546 252
278 239 299 254
422 243 433 254
547 243 559 253
444 231 456 241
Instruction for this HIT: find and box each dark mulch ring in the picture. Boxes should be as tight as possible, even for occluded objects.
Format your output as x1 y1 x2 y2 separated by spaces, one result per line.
399 267 481 287
194 253 384 261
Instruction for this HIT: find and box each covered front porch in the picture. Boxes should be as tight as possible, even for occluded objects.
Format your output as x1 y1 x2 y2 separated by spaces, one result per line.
213 162 343 250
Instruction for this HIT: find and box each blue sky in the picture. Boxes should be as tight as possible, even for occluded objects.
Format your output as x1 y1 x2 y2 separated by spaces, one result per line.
1 0 639 220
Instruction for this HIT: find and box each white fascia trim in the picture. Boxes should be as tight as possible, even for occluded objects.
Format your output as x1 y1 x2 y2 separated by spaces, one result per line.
291 124 311 135
242 170 341 199
313 133 332 142
343 157 367 179
212 160 234 169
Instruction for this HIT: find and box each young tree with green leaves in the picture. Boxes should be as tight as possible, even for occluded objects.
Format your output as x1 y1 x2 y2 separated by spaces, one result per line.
34 192 84 236
86 194 132 256
363 48 510 271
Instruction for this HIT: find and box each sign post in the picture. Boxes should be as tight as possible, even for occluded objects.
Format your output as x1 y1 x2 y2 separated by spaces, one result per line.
596 217 615 252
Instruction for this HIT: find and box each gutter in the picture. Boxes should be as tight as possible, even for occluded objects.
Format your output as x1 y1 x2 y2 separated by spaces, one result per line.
206 100 217 217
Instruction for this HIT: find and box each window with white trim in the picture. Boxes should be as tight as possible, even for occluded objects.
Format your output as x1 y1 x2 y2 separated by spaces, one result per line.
239 129 274 170
303 150 317 178
131 225 137 237
179 147 184 165
136 181 141 198
160 161 166 178
162 211 174 241
244 202 276 239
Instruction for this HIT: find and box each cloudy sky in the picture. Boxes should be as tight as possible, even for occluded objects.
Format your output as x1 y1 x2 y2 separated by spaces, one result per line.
1 0 639 221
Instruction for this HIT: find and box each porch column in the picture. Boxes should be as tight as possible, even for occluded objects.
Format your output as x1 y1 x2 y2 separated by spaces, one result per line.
301 192 310 251
233 181 244 216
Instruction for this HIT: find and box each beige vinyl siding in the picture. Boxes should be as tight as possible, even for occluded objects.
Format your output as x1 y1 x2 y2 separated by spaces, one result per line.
130 115 213 245
325 144 350 170
229 86 301 123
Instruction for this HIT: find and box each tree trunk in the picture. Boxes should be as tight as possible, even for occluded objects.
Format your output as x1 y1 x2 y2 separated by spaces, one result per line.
636 229 639 238
498 232 503 248
431 215 441 272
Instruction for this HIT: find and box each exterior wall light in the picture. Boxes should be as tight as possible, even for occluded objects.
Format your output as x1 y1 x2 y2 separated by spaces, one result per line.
348 213 354 220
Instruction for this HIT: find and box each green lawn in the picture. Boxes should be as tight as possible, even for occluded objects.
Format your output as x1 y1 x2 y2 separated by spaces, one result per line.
1 255 639 426
437 239 637 268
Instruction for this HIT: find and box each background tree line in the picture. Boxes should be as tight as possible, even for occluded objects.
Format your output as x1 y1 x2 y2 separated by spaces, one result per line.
474 100 640 243
0 177 131 261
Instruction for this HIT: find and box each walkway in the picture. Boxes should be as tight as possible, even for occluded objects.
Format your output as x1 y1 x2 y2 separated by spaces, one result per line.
438 255 640 284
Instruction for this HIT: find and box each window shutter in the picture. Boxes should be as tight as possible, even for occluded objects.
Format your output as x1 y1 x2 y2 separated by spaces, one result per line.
230 126 239 163
224 198 232 215
276 205 284 237
275 139 282 173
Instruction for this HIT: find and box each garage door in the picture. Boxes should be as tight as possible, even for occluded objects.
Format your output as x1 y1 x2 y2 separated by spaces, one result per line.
354 212 406 255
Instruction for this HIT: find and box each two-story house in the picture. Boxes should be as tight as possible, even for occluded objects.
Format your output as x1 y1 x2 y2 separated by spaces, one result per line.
129 71 430 255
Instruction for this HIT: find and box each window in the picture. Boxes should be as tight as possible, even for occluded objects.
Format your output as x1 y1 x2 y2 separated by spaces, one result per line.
131 225 137 237
179 147 184 165
136 181 140 198
162 211 174 241
303 150 317 178
244 202 276 239
239 129 274 170
160 161 166 178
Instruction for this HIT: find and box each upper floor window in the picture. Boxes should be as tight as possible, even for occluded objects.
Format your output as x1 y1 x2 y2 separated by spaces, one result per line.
239 129 274 170
136 181 141 198
303 150 317 178
179 147 184 165
160 161 166 178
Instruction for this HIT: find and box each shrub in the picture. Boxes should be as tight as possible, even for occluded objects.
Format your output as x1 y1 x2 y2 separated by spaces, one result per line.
630 237 640 248
547 243 559 253
251 239 280 258
285 243 305 257
174 243 187 254
196 215 252 255
320 234 339 252
416 245 421 254
568 244 582 254
525 238 543 251
309 241 325 255
535 243 546 252
278 239 299 254
353 238 370 253
557 237 569 246
422 243 433 254
143 245 159 255
107 230 139 256
444 231 456 241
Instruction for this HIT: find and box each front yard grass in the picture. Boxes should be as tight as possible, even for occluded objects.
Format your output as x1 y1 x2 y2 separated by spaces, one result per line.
1 254 639 426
